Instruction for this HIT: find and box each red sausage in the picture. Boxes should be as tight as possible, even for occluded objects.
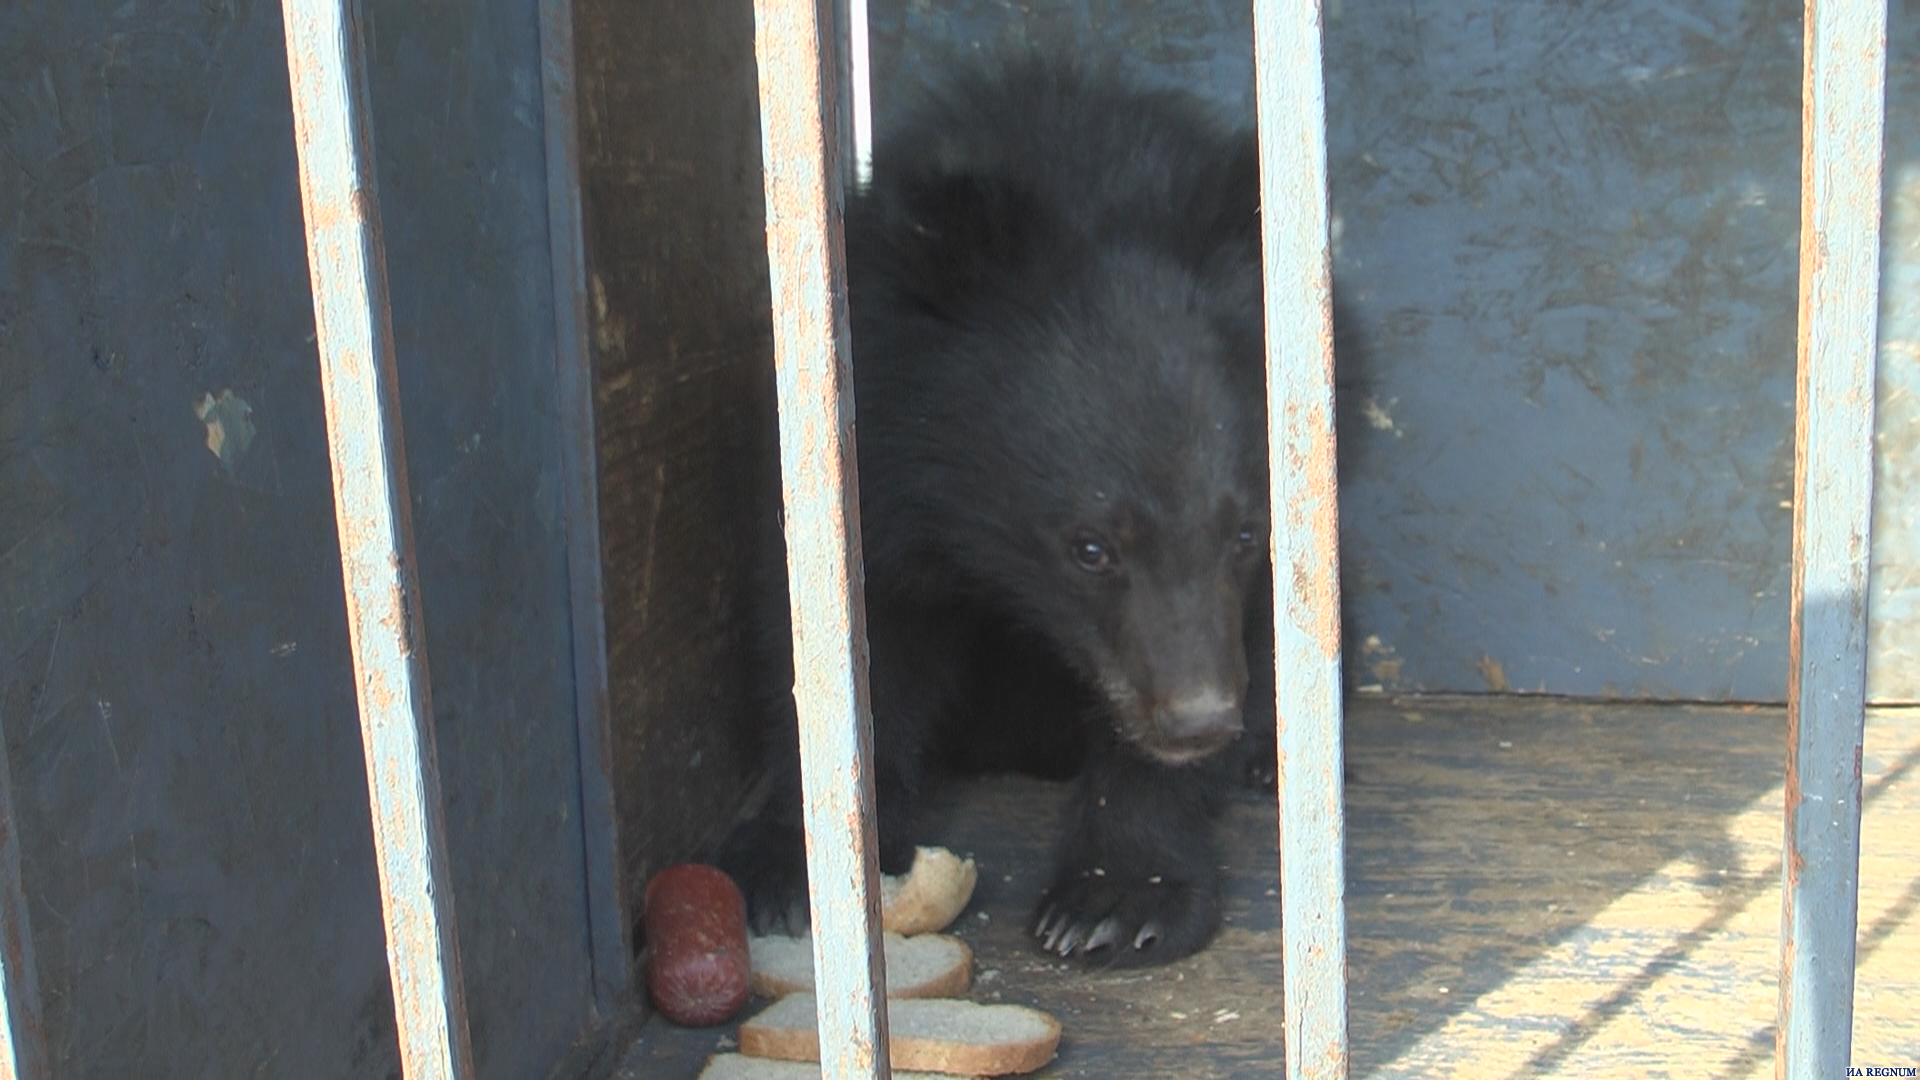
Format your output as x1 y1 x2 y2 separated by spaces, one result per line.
644 864 752 1026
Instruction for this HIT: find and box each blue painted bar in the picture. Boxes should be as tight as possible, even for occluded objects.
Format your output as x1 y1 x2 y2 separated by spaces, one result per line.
1251 1 1350 1077
1778 0 1887 1074
0 721 48 1080
278 4 476 1077
536 0 632 1021
751 0 892 1077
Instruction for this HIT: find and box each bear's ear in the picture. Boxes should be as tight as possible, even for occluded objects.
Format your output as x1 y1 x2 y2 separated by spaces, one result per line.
878 169 1050 316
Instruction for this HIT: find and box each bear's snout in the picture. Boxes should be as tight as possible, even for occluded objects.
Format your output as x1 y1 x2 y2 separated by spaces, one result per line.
1159 690 1242 742
1144 689 1244 764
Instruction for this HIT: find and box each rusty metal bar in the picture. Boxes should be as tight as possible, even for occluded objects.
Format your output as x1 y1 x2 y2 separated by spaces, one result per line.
751 0 891 1077
0 719 48 1080
536 0 632 1020
1777 0 1887 1074
278 3 475 1077
1251 1 1350 1077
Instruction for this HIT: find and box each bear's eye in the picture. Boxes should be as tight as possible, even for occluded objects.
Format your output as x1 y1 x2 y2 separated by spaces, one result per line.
1070 534 1116 573
1235 523 1261 555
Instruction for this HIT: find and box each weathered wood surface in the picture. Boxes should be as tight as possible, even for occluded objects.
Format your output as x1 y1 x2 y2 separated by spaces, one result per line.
573 0 782 911
616 696 1920 1077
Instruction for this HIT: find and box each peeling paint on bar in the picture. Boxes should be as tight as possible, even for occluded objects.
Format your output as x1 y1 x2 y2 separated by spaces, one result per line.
536 0 632 1021
278 4 476 1078
1778 0 1887 1075
0 720 48 1080
751 0 891 1077
1252 1 1349 1077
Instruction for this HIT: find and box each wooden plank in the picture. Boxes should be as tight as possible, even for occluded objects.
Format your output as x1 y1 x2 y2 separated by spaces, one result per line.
750 0 891 1075
1251 0 1349 1076
573 0 778 932
277 3 474 1076
536 0 632 1021
618 698 1920 1077
1779 0 1888 1074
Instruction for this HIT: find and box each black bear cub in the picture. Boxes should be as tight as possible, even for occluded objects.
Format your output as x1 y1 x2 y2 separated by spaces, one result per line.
719 55 1280 968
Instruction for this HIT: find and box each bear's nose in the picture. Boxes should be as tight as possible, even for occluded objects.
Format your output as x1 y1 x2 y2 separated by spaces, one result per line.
1159 691 1243 745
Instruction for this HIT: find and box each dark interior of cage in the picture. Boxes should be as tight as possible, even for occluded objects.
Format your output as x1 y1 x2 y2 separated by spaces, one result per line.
585 2 1917 1077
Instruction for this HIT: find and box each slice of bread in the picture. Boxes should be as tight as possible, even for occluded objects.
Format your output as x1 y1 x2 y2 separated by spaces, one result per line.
881 847 978 936
738 993 1061 1076
749 932 973 1000
696 1054 959 1079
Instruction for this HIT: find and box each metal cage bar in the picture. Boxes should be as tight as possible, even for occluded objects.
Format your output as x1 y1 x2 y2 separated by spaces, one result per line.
278 3 475 1077
1778 0 1887 1074
1251 1 1351 1077
847 0 874 186
751 0 892 1075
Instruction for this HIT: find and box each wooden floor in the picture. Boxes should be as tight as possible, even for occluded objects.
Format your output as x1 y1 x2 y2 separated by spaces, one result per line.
613 697 1920 1078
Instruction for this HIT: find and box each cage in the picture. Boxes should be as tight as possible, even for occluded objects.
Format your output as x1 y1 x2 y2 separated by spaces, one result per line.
0 0 1914 1077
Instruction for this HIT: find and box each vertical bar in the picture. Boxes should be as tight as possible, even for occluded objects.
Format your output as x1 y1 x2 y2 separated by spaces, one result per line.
0 724 49 1080
846 0 873 186
1251 1 1350 1078
1777 0 1886 1075
536 0 633 1019
279 4 476 1077
821 0 868 190
751 0 891 1078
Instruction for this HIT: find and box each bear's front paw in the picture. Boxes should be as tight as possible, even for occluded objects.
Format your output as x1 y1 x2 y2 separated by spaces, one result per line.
1031 869 1220 967
714 819 812 937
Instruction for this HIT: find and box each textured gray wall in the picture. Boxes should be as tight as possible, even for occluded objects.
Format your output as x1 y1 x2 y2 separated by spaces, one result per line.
0 1 599 1074
868 0 1918 703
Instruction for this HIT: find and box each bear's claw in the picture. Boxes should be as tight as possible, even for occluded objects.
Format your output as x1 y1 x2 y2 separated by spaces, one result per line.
1030 872 1216 966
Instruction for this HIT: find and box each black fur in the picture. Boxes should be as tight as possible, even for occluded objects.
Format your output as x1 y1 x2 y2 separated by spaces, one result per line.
719 56 1296 968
